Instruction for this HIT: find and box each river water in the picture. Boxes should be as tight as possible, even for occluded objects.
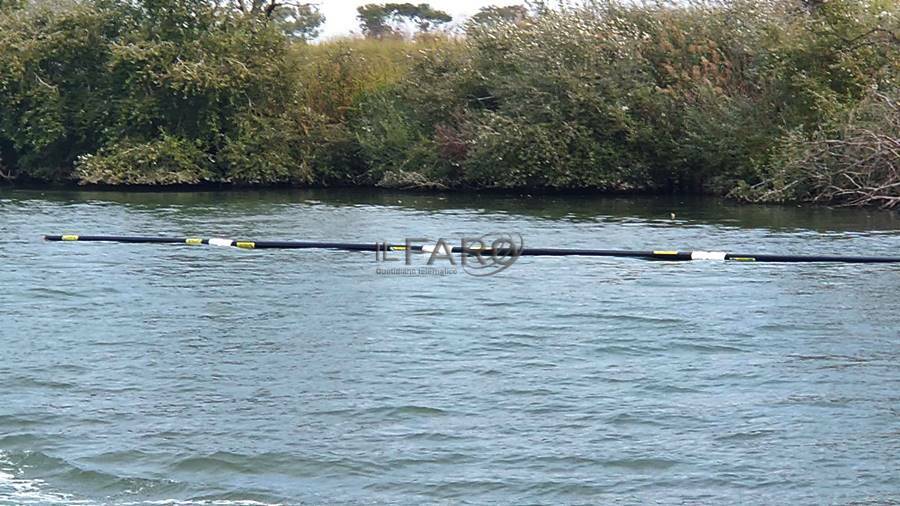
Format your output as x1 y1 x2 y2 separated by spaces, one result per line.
1 188 898 505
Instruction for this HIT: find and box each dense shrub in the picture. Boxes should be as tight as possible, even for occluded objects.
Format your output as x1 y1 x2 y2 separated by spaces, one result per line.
736 90 899 208
290 36 452 184
77 135 213 185
1 0 898 206
366 0 897 196
0 0 305 184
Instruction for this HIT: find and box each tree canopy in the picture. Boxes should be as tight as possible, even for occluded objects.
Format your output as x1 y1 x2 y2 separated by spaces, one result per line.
217 0 324 40
357 3 451 38
469 5 528 26
0 0 314 184
269 3 325 40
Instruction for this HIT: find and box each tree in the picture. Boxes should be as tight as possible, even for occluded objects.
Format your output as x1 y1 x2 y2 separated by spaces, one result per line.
0 0 312 184
269 3 324 40
357 3 451 38
357 3 394 38
400 3 451 33
469 5 528 26
216 0 324 40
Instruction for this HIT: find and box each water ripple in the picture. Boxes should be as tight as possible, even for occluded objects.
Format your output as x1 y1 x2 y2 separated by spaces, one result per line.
1 188 899 504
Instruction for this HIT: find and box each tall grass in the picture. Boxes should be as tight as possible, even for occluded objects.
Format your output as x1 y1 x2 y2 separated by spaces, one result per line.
293 37 416 120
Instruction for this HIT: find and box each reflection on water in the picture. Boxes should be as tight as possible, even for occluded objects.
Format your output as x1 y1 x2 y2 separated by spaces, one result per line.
5 187 900 232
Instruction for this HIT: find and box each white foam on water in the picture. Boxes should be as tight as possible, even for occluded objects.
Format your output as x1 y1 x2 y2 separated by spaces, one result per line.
0 452 282 506
0 452 91 505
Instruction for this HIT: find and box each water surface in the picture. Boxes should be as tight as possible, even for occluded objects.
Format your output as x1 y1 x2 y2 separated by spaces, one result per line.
1 188 899 504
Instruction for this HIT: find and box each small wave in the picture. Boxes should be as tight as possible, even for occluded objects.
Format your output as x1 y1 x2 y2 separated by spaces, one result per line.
0 414 42 430
639 382 702 394
312 404 450 419
604 412 665 427
602 457 681 470
378 478 507 498
168 453 255 474
0 433 44 449
714 429 778 441
384 452 477 468
606 314 688 325
788 353 870 362
167 450 385 478
120 495 284 505
493 454 607 468
0 449 190 505
2 376 77 390
0 450 287 506
776 394 854 408
668 342 747 353
374 404 450 418
0 451 91 505
495 387 556 397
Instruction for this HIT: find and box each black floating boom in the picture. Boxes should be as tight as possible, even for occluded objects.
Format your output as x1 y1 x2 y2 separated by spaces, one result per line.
43 234 900 263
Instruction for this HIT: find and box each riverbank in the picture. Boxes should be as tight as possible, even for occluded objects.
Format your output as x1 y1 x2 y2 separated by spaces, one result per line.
1 0 897 207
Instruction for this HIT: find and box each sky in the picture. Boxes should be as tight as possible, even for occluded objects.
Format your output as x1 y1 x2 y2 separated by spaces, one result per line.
316 0 525 39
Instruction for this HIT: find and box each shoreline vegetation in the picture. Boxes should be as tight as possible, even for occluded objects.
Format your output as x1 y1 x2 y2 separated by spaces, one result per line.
0 1 897 208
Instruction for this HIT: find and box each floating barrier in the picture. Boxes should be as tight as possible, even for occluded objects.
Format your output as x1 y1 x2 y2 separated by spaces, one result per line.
43 235 900 263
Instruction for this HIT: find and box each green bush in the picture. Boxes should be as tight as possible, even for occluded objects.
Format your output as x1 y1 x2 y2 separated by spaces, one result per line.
1 0 897 206
76 134 212 185
0 0 307 184
346 0 898 199
459 113 647 190
0 1 131 179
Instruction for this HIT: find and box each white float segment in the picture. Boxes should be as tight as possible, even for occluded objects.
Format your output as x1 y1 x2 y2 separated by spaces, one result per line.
208 238 234 247
422 243 454 255
690 250 728 261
